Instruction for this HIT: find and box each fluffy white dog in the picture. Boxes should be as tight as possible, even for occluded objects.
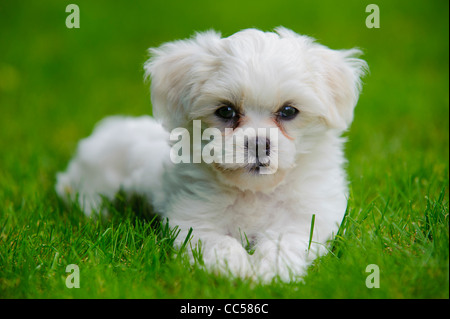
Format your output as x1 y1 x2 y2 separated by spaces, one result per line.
56 27 367 282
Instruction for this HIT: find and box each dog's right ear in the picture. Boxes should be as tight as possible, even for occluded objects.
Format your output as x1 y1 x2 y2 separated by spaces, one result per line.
144 31 222 131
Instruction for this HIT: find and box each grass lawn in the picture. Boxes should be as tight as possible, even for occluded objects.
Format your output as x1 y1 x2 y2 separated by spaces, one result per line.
0 0 448 299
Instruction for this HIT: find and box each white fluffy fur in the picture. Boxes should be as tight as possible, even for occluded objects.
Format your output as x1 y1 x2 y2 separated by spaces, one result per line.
56 27 367 282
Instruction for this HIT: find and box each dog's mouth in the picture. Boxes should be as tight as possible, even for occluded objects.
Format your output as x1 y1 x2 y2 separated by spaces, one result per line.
247 161 270 174
211 146 277 176
212 161 286 192
212 159 276 178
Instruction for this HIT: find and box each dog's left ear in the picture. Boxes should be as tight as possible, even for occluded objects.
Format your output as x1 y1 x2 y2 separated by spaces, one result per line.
144 31 222 131
315 47 368 131
275 27 367 131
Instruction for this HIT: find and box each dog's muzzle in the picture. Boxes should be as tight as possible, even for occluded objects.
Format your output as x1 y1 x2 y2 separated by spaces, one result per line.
245 136 271 172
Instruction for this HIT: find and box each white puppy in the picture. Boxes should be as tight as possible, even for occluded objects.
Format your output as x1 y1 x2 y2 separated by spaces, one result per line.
56 27 367 282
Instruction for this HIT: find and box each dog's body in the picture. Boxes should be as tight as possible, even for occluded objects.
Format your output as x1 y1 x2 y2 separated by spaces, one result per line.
56 28 367 282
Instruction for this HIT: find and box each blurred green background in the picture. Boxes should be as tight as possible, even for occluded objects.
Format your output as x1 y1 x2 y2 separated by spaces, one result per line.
0 0 448 298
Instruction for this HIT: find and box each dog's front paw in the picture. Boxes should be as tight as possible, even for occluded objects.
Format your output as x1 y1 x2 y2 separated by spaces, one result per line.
201 236 253 278
252 236 311 282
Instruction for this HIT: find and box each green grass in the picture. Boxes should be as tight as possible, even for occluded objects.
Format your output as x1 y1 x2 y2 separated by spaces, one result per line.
0 0 448 298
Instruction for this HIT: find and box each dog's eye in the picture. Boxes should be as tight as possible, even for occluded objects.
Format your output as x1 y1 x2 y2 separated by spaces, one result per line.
277 104 299 120
215 105 238 120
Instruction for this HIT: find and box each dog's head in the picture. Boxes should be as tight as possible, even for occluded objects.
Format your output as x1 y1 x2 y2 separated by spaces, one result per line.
145 27 367 191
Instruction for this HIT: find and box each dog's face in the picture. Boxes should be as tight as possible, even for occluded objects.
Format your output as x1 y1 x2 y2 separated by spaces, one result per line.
145 28 367 191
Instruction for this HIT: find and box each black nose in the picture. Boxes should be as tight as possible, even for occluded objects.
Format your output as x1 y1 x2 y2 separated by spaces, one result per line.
245 137 270 157
260 137 270 157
